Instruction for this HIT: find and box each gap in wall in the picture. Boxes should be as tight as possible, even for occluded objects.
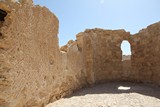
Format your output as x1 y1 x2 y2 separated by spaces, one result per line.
121 40 131 61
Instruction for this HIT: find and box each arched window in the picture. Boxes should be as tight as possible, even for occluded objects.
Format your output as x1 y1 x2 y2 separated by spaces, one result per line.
121 40 131 61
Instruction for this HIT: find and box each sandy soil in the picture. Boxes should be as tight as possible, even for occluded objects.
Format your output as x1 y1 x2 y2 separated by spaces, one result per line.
46 82 160 107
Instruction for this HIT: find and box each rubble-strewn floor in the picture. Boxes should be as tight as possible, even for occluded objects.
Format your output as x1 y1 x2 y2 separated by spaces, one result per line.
46 82 160 107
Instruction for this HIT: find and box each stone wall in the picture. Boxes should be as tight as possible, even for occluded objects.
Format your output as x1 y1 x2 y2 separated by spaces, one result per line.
81 29 131 83
0 1 61 107
131 22 160 85
58 38 87 99
0 2 88 106
75 23 160 85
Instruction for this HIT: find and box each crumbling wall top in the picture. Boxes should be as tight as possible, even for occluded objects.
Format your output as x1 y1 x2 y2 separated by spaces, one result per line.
19 0 33 5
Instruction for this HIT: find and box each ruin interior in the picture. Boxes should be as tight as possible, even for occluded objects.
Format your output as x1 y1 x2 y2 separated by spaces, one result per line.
0 0 160 107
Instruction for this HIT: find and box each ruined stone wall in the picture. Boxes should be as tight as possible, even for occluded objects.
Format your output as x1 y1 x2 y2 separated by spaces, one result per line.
131 22 160 85
0 1 61 107
58 37 87 98
75 23 160 85
72 24 160 85
0 1 88 107
78 29 131 83
1 1 160 107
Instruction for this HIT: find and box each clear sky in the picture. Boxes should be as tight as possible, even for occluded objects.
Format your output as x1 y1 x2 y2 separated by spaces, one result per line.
33 0 160 55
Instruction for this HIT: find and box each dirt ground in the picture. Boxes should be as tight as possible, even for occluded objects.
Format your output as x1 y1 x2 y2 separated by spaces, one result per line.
46 82 160 107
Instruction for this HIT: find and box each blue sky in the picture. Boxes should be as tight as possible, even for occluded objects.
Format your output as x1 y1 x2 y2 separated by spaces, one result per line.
33 0 160 55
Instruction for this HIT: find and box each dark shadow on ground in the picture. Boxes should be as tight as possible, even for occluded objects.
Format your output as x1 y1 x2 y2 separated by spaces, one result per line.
65 82 160 99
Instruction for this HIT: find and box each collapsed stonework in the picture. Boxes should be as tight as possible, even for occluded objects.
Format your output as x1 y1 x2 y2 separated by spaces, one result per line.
0 1 160 107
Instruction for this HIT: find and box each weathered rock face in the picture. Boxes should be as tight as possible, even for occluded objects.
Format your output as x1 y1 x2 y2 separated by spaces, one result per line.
0 1 160 107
